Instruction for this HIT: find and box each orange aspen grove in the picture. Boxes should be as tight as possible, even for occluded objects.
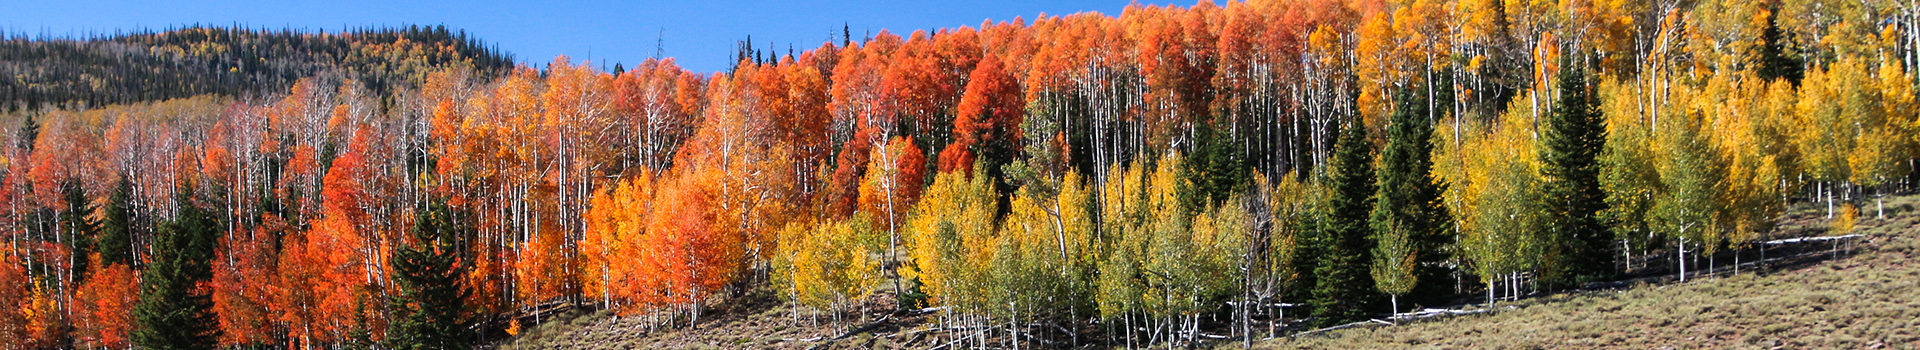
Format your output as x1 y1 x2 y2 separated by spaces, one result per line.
212 227 280 346
859 136 929 225
2 2 1916 347
74 258 138 349
581 171 660 313
612 58 706 173
274 132 386 346
640 174 736 320
939 54 1025 176
0 253 35 348
776 62 835 198
277 216 370 347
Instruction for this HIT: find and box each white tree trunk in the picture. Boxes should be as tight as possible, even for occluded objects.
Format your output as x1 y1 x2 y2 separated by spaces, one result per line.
1390 295 1401 326
1488 278 1497 308
1824 182 1834 219
1678 237 1688 282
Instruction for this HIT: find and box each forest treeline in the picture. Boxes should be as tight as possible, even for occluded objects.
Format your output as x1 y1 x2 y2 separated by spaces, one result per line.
0 25 515 112
1 0 1917 349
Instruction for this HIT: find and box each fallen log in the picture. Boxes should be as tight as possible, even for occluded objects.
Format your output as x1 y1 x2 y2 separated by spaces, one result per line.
804 315 894 350
1762 234 1863 245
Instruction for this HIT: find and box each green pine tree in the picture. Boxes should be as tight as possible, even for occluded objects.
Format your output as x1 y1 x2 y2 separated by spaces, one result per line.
1539 64 1615 284
1283 182 1323 315
388 200 476 350
17 113 39 151
132 186 223 350
1312 117 1378 327
1753 1 1803 84
1179 120 1251 217
100 176 137 266
60 180 100 282
1369 88 1454 307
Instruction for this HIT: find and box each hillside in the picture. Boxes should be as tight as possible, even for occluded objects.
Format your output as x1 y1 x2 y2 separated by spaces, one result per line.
1258 195 1920 349
0 1 1916 349
0 25 514 111
489 194 1920 349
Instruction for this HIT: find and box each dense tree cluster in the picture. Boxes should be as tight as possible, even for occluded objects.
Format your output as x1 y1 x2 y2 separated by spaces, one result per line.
0 0 1916 348
0 25 514 112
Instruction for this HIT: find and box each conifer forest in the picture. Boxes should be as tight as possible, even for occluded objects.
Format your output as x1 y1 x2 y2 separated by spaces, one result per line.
0 0 1917 349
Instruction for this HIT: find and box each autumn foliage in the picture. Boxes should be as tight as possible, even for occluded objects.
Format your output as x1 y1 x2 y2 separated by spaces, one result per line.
0 0 1917 347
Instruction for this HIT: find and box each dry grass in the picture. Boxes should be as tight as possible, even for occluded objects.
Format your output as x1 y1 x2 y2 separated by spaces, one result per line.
490 287 921 350
1257 194 1920 349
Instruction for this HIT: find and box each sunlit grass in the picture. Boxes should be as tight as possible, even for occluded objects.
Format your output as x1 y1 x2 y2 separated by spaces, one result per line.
1255 194 1920 349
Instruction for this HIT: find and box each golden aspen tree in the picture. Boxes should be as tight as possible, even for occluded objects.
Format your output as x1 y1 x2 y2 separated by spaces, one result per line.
1652 109 1727 282
773 215 882 328
903 167 997 310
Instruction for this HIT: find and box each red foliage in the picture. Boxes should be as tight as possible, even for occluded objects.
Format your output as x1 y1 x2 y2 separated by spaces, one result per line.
275 216 370 347
861 136 928 222
827 125 878 218
940 54 1025 174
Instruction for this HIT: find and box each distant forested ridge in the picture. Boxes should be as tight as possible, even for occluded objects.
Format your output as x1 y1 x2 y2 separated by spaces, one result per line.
0 0 1916 349
0 25 514 111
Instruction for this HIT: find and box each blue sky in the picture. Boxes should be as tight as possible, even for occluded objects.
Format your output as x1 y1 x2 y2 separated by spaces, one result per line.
1 0 1144 73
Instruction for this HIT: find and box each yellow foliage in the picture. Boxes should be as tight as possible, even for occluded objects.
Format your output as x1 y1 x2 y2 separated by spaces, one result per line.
1481 107 1546 280
1831 203 1859 235
774 215 883 312
902 168 998 310
1260 173 1312 293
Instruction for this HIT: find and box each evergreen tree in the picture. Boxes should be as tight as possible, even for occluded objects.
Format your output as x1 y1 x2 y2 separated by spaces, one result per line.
1369 89 1453 307
1179 120 1251 216
388 200 475 350
60 180 99 283
1539 64 1614 284
99 176 137 266
1753 1 1803 84
17 114 38 151
1311 117 1378 327
132 187 223 350
1282 181 1323 315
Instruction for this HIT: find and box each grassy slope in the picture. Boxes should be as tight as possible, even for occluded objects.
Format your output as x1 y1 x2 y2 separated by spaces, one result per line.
493 287 919 350
1259 194 1920 349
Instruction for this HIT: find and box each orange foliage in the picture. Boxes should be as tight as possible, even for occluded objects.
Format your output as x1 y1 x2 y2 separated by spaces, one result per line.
271 141 386 346
212 228 279 346
581 172 656 310
860 136 928 223
513 208 576 307
612 58 706 172
940 54 1024 174
643 174 739 308
23 275 61 349
0 1 1807 344
74 259 138 349
276 215 371 347
0 254 31 348
828 125 878 218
